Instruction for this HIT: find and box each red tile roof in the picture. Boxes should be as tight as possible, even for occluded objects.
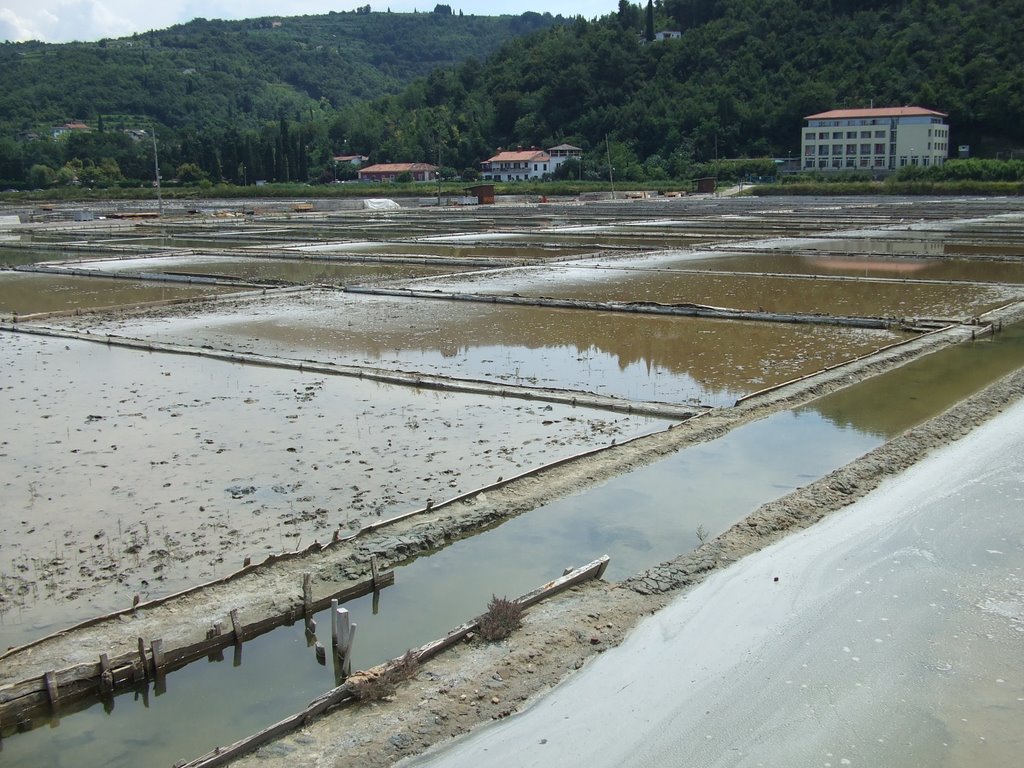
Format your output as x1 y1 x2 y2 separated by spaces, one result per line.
359 163 437 173
805 107 947 120
485 150 550 163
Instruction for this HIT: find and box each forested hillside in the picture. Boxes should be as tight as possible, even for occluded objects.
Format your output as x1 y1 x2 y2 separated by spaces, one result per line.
0 10 559 134
339 0 1023 180
2 0 1022 188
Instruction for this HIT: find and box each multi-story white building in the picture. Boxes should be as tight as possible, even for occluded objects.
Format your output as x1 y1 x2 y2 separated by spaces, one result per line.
801 107 949 173
481 144 583 181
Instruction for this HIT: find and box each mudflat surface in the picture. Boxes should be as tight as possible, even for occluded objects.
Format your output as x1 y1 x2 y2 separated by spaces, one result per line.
0 331 668 646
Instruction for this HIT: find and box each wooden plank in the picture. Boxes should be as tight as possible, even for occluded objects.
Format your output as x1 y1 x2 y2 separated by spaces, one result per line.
517 555 610 610
302 573 312 616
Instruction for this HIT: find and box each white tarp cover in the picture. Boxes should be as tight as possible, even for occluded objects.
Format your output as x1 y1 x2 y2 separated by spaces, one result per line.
362 198 401 210
0 215 21 230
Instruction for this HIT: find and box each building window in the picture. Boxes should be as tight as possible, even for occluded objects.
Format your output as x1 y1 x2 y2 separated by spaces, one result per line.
874 157 885 167
818 132 829 140
846 131 856 139
859 157 870 167
819 145 829 156
860 130 871 138
900 157 908 166
874 143 886 154
833 131 843 139
831 158 842 168
805 146 815 156
846 144 856 155
923 157 931 166
846 157 856 168
874 130 886 138
805 132 815 140
832 144 843 155
818 159 828 168
805 158 815 168
860 143 871 155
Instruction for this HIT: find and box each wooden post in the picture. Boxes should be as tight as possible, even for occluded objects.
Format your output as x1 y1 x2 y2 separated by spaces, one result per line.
151 638 165 674
302 573 313 617
315 642 326 665
208 621 224 662
138 637 150 680
44 670 60 713
230 609 244 645
334 608 356 679
330 599 339 647
99 653 113 695
370 556 381 591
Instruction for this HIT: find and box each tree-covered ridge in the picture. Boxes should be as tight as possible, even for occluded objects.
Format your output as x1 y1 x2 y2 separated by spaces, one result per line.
0 10 560 134
338 0 1023 178
2 0 1023 189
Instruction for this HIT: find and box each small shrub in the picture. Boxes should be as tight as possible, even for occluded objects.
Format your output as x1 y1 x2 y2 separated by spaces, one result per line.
478 594 523 641
351 649 419 701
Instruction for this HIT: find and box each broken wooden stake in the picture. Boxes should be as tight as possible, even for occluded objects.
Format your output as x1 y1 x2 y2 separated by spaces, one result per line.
44 671 59 713
151 638 165 674
302 573 313 616
230 609 244 645
137 637 149 680
370 556 381 590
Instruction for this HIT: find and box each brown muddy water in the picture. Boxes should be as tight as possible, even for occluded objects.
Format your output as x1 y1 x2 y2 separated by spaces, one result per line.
292 241 598 260
402 264 1022 320
0 272 235 316
62 255 475 286
67 291 906 407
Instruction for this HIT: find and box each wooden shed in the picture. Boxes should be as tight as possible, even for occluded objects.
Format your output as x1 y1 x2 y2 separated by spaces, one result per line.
466 184 495 205
694 177 717 194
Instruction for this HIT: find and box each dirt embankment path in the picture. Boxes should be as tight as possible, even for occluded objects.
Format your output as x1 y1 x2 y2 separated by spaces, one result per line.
2 312 1022 766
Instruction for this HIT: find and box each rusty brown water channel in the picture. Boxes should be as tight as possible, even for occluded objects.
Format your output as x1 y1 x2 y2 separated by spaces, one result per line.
5 324 1024 768
71 291 905 407
405 265 1021 320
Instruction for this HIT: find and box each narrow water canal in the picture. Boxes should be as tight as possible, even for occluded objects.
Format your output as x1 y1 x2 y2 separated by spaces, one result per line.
4 326 1024 768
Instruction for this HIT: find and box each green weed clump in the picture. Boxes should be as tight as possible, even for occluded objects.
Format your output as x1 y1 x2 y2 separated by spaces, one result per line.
478 595 523 641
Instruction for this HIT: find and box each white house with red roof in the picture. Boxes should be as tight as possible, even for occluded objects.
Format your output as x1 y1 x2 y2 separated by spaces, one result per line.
480 144 583 181
801 107 949 173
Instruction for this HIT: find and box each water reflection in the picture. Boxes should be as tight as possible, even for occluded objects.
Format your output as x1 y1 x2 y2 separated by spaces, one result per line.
808 323 1024 437
85 293 904 407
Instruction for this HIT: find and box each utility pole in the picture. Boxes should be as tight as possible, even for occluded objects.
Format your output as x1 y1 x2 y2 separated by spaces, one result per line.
151 127 163 217
605 134 616 200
